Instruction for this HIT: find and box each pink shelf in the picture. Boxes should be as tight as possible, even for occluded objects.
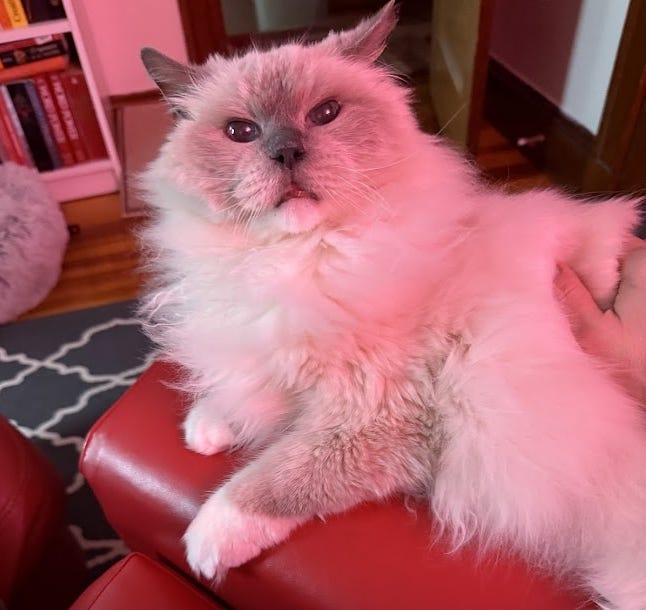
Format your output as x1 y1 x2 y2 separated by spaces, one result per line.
41 159 119 202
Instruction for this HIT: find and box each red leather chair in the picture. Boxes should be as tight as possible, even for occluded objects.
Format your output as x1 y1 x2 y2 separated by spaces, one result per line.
70 553 225 610
0 416 87 610
80 360 594 610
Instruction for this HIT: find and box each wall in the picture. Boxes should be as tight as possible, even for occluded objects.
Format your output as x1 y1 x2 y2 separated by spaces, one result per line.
490 0 630 134
74 0 188 97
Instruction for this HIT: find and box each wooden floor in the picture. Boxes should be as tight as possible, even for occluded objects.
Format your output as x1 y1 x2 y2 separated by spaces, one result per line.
20 120 549 321
19 195 144 320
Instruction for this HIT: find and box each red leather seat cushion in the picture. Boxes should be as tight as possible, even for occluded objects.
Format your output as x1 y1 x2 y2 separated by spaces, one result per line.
81 361 592 610
70 553 225 610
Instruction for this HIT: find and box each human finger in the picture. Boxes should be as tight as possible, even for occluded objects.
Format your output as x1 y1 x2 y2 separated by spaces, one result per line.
554 263 606 341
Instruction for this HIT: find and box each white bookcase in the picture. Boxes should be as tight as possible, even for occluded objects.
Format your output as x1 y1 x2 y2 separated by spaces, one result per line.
0 0 121 202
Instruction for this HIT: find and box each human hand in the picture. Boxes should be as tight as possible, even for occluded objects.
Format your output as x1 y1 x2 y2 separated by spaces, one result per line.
555 237 646 405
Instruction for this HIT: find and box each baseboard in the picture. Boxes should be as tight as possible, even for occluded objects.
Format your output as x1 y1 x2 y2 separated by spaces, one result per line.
484 58 603 192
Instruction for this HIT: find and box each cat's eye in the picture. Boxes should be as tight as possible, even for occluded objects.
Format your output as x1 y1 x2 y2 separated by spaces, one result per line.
225 119 261 143
307 100 341 126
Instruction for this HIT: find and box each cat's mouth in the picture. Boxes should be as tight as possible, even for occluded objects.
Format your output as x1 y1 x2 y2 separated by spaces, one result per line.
276 183 318 208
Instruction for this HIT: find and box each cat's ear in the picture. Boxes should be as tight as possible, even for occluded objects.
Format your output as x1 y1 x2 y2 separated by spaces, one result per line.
319 0 398 62
141 47 199 119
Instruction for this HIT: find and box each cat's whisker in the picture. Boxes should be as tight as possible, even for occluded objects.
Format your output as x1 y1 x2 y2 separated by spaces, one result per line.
319 181 385 221
341 153 416 173
436 102 468 138
339 171 391 209
313 178 365 215
213 203 241 215
326 171 392 216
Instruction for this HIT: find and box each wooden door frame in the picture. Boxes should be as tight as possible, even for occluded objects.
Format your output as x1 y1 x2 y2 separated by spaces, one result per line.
176 0 228 62
583 0 646 192
176 0 315 62
466 0 494 153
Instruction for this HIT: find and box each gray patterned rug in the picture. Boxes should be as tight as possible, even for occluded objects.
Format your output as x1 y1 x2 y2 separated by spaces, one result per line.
0 300 154 578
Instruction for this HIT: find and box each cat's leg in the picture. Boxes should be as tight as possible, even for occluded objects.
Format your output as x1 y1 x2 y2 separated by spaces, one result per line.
182 394 236 455
183 384 290 455
183 408 432 579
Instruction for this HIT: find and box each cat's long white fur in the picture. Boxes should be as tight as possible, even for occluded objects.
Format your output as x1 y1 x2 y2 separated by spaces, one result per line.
140 5 646 607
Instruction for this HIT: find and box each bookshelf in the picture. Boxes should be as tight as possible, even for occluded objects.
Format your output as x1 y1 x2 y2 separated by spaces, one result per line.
0 0 121 202
0 18 70 43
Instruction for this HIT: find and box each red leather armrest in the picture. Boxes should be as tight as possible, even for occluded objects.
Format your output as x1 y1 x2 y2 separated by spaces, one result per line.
0 415 86 609
81 361 591 610
0 415 66 600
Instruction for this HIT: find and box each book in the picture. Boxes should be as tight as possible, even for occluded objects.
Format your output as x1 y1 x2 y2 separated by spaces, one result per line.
3 0 27 27
22 0 65 23
0 54 68 83
47 70 85 163
7 80 55 170
0 84 33 165
0 33 65 53
0 5 11 29
23 77 61 167
60 69 106 160
0 35 67 68
34 73 73 165
0 92 17 161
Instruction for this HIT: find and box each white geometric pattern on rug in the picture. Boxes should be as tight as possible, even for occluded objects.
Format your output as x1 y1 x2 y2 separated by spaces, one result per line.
0 310 155 573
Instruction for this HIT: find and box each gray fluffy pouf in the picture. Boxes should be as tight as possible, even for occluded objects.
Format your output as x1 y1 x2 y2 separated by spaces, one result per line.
0 162 68 323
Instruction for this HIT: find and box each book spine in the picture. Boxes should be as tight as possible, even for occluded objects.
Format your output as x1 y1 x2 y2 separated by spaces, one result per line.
0 55 68 83
0 34 62 53
61 70 107 160
2 0 27 27
7 80 53 170
24 78 61 167
34 73 73 165
47 71 86 163
0 84 33 165
0 93 17 161
0 4 11 28
0 39 67 67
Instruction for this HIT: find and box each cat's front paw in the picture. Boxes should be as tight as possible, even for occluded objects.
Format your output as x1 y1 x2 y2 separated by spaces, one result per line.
183 406 235 455
183 487 301 581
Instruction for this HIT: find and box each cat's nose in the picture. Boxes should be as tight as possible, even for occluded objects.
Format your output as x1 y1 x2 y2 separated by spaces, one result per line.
271 145 306 170
265 128 306 170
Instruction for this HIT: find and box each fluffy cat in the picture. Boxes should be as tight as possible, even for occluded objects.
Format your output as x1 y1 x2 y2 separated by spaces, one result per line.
139 3 646 607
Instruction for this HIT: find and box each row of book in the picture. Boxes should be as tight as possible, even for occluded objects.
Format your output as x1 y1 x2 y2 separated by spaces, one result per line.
0 68 107 171
0 30 106 170
0 33 68 83
0 0 65 29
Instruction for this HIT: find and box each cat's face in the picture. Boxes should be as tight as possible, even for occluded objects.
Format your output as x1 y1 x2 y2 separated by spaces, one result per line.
143 1 419 237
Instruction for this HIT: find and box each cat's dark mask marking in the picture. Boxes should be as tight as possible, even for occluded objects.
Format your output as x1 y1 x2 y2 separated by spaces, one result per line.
263 127 306 170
